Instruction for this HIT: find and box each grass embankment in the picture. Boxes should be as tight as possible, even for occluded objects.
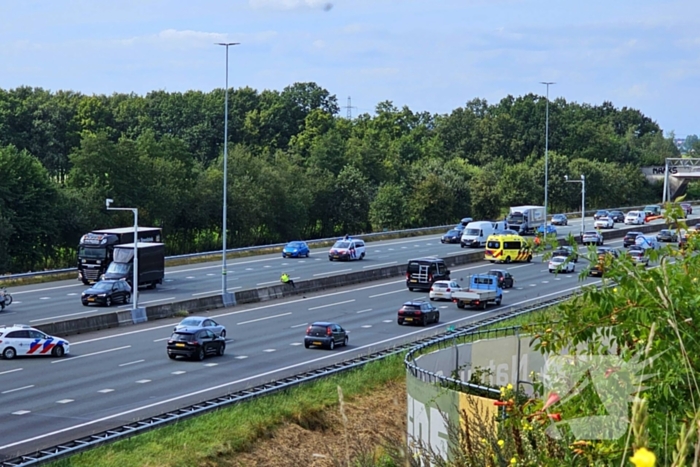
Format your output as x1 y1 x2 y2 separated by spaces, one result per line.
1 227 448 288
49 307 553 467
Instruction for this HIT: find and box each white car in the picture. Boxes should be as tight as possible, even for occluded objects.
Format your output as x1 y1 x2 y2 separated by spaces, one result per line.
548 256 575 274
328 237 366 261
581 230 604 245
625 211 645 225
429 280 463 301
0 324 70 360
594 217 614 229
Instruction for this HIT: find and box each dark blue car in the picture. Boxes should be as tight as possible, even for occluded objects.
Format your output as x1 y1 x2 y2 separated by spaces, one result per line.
282 241 310 258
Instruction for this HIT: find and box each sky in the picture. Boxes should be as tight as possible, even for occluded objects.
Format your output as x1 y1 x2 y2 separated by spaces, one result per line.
0 0 698 137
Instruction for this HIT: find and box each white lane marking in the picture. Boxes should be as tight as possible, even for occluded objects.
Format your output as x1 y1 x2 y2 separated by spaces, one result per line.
235 356 248 360
361 325 372 328
191 287 242 297
263 349 276 353
204 363 218 367
507 264 530 270
401 246 407 249
139 297 176 305
542 281 549 284
0 368 22 376
51 345 131 363
245 268 254 271
2 278 605 451
39 297 50 300
11 410 30 415
98 389 114 393
237 312 292 325
2 385 34 394
362 261 397 269
136 379 151 384
264 265 271 268
291 322 308 328
369 289 405 298
529 284 537 287
119 359 145 367
153 337 170 342
290 342 302 346
186 276 195 279
256 280 280 286
356 309 373 314
207 273 215 276
172 371 186 375
382 319 393 323
67 293 78 296
313 269 352 277
12 283 83 295
308 299 355 310
56 399 74 404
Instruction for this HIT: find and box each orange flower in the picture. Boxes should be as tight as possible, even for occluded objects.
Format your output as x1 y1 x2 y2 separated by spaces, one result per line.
542 392 560 410
548 413 562 422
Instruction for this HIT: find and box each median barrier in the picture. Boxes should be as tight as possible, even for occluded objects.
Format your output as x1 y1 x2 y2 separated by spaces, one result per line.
30 221 697 337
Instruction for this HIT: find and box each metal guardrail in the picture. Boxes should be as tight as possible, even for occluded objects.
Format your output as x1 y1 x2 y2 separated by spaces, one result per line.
1 286 581 466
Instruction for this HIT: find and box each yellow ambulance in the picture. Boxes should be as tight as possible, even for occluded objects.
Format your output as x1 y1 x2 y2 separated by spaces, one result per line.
484 234 532 264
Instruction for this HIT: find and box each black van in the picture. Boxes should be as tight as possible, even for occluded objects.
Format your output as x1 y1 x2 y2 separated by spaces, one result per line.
406 258 451 291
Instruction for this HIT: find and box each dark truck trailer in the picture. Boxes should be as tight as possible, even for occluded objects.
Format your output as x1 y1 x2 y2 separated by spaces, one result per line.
77 227 162 284
103 242 165 289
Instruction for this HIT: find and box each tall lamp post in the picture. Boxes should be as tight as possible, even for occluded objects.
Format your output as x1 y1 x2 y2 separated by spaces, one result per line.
564 175 586 235
105 199 139 312
216 41 239 306
541 81 555 227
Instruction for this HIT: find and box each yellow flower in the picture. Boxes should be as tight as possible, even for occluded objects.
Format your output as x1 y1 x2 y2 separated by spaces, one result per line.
510 457 517 465
630 447 656 467
498 439 505 448
613 287 618 293
507 383 513 390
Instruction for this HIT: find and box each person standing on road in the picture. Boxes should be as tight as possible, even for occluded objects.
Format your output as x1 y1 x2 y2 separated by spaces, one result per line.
280 272 295 288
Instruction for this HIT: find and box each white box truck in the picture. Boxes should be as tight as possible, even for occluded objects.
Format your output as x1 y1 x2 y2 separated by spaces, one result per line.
506 205 545 235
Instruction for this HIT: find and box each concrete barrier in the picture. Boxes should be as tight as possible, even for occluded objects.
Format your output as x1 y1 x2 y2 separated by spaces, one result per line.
33 219 697 337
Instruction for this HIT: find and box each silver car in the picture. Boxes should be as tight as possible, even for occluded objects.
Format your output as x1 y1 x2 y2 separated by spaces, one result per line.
174 316 227 338
581 230 604 246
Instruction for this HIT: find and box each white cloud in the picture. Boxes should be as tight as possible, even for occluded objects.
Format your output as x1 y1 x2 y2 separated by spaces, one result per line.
249 0 331 10
115 29 278 49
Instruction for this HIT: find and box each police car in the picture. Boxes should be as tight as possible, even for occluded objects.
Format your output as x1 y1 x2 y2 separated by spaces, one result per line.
328 237 366 261
0 324 70 360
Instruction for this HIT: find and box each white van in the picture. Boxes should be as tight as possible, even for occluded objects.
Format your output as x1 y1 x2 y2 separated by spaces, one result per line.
635 235 659 250
491 220 509 232
461 221 496 248
625 211 645 225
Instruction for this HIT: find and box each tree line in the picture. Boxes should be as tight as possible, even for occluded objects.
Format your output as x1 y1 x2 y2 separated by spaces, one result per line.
0 83 680 273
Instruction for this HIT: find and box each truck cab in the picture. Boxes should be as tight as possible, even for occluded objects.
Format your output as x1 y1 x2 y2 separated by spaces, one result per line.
451 274 503 310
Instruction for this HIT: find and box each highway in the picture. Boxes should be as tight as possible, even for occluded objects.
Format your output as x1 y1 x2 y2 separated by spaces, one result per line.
1 214 681 325
0 234 652 461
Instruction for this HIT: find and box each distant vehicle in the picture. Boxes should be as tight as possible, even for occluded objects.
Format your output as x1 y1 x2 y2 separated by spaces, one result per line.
548 256 575 274
103 242 165 289
429 280 463 301
656 229 678 243
594 217 614 229
77 227 163 285
304 321 348 349
537 224 557 236
593 210 609 221
625 211 646 225
589 247 619 277
644 205 661 217
397 300 440 326
552 245 579 262
485 234 532 264
459 217 474 227
680 202 693 216
461 221 496 248
582 231 604 246
623 231 643 248
486 269 514 289
627 248 649 267
405 258 450 291
441 229 462 244
81 280 132 307
635 235 660 251
497 229 520 236
608 211 625 223
167 327 226 360
506 205 545 235
491 220 509 232
551 214 568 226
282 241 310 258
0 324 70 360
451 274 503 309
328 237 365 261
174 317 226 338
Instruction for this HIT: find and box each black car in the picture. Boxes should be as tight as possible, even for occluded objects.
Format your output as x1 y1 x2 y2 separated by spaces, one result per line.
552 245 579 262
656 229 678 243
304 322 348 350
406 258 450 291
593 210 609 220
441 229 462 244
397 300 440 326
167 328 226 360
81 280 132 307
486 269 514 289
623 231 643 248
551 214 568 226
608 211 625 223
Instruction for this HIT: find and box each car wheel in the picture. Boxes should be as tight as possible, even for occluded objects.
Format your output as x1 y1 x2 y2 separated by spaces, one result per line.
328 257 333 261
457 302 465 309
505 256 511 264
168 353 177 360
571 266 575 273
304 341 310 348
105 297 112 307
429 297 435 301
434 312 440 324
196 347 205 361
343 336 349 346
3 347 16 360
359 253 365 260
527 255 532 263
329 340 335 350
51 345 65 357
408 287 414 291
123 293 131 304
421 316 428 326
496 297 502 306
220 330 227 338
217 344 225 356
397 319 404 325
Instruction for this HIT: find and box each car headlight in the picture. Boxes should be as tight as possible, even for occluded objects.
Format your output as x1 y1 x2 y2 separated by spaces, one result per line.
98 293 107 297
81 292 86 297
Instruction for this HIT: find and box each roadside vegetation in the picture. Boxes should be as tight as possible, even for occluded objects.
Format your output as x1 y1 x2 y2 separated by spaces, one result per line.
0 85 683 274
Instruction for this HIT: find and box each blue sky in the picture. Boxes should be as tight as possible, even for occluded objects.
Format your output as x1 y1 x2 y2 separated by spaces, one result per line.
1 0 698 136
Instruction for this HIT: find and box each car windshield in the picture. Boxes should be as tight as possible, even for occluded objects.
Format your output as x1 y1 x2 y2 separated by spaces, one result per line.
333 241 350 249
464 229 480 236
487 241 501 249
432 282 449 288
171 332 194 342
596 211 607 215
287 242 303 248
106 262 130 274
92 281 113 291
584 231 598 236
551 257 565 263
402 305 421 311
179 318 203 327
630 250 643 257
78 246 107 260
660 230 671 235
446 230 459 235
627 211 639 216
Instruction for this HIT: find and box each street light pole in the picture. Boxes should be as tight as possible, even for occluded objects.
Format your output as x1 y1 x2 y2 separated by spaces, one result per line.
105 199 139 311
541 81 555 227
216 42 240 304
565 175 586 234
